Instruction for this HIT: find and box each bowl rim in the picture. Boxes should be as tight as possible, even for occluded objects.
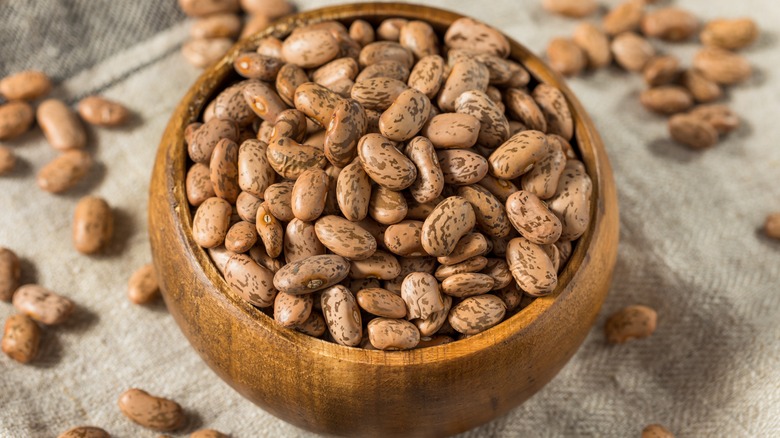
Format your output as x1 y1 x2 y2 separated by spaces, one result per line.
161 2 611 366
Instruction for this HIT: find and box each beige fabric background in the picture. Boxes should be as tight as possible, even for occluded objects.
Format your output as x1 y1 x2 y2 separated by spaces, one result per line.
1 0 779 436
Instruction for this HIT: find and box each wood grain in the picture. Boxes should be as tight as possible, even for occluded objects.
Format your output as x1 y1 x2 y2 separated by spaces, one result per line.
149 3 619 436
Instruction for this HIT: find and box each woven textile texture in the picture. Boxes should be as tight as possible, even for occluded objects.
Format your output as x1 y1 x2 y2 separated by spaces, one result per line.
0 0 778 437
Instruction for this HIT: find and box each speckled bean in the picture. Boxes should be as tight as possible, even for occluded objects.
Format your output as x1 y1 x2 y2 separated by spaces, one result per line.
294 82 343 127
379 88 431 142
367 318 420 350
266 137 327 179
548 160 592 241
320 285 362 346
224 220 258 253
421 196 476 257
224 253 276 307
274 291 313 327
533 84 573 141
127 264 160 305
444 17 510 58
2 314 40 363
506 236 558 296
401 272 445 320
457 184 511 238
383 220 425 257
189 118 239 164
421 113 480 150
324 99 367 167
481 258 512 290
276 64 309 107
0 248 21 302
357 133 417 190
193 197 232 248
605 305 657 343
437 232 490 266
57 426 110 438
441 272 495 298
291 168 328 221
241 79 288 123
254 202 284 257
506 190 562 245
438 59 489 112
0 70 51 101
72 196 113 254
77 96 129 126
284 218 325 264
263 181 294 222
117 388 185 432
37 99 86 151
488 130 549 180
282 29 340 68
356 288 407 318
315 215 377 260
434 256 488 280
0 101 34 140
335 158 371 221
12 284 74 325
448 294 506 335
454 90 510 148
436 149 488 186
209 138 240 203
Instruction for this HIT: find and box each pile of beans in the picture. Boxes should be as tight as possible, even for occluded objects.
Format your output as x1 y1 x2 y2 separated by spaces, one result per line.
184 15 594 351
541 0 758 150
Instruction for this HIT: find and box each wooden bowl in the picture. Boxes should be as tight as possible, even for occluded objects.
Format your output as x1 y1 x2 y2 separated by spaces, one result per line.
149 3 619 437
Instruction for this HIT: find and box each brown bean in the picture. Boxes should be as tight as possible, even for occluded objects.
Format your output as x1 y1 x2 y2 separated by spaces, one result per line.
209 138 240 203
255 202 284 258
127 264 160 305
294 310 327 337
186 163 215 208
235 191 262 223
437 149 488 186
763 213 780 240
282 29 340 68
0 70 51 101
543 0 598 18
356 60 410 83
357 288 407 318
359 41 414 69
266 136 327 179
520 135 567 200
534 84 574 140
701 18 759 51
224 220 258 253
641 7 698 42
681 70 722 104
441 272 494 298
57 426 110 438
234 53 283 82
274 291 313 327
547 37 586 77
454 90 510 148
12 284 74 325
379 88 431 142
37 150 93 194
351 77 409 112
447 49 528 87
611 32 655 72
224 253 276 307
189 118 239 164
320 285 362 346
481 258 512 290
604 305 657 343
642 55 680 87
335 158 371 221
193 197 232 248
421 196 476 257
291 168 328 221
2 314 40 363
504 88 546 133
693 47 752 85
437 232 490 266
0 101 34 140
273 254 349 294
668 113 718 149
421 113 480 150
506 190 562 245
477 175 518 204
294 82 343 127
458 184 511 239
191 13 241 39
0 248 21 302
315 215 377 260
241 79 288 123
181 38 232 68
275 63 309 107
349 19 375 47
37 99 86 151
369 185 408 225
548 160 592 241
248 245 283 273
640 86 693 115
324 99 367 167
641 424 675 438
448 294 506 335
602 0 644 36
401 272 445 320
179 0 239 17
349 250 401 280
367 318 420 350
572 23 612 69
72 196 113 254
262 181 294 222
488 130 549 180
77 95 130 127
284 218 326 263
414 294 452 337
117 388 185 431
382 220 424 257
444 17 509 58
407 54 445 99
506 236 558 296
190 429 230 438
495 282 524 311
357 133 417 190
438 59 489 112
689 104 739 134
435 256 488 281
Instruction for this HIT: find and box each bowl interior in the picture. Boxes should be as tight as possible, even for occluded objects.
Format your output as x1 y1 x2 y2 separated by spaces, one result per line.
172 2 607 365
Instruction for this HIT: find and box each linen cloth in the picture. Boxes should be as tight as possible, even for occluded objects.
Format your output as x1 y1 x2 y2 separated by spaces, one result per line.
1 0 778 436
